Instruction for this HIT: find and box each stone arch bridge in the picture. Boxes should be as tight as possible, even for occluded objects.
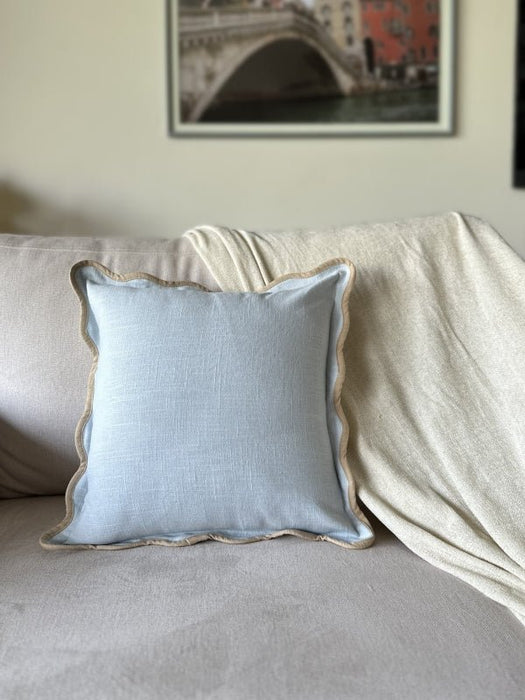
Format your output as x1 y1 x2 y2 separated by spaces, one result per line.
178 7 364 122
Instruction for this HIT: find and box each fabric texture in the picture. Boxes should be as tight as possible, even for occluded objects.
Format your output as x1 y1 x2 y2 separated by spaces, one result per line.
4 496 525 700
185 213 525 624
42 259 373 549
0 233 218 498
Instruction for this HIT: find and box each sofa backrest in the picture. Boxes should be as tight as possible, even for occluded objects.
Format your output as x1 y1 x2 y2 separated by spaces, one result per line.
0 233 218 498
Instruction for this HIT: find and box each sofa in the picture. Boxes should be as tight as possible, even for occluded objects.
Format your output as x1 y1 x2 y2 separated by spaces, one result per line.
1 222 524 700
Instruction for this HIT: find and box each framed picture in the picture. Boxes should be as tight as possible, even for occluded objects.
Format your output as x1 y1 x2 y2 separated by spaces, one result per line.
167 0 455 136
514 0 525 186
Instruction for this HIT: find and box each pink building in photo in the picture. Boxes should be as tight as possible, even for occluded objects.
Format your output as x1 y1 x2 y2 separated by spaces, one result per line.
360 0 440 82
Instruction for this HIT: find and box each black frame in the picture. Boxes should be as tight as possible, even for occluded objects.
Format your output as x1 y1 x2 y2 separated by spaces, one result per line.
514 0 525 186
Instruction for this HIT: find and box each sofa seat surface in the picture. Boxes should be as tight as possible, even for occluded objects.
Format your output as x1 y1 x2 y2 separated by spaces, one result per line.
1 497 524 700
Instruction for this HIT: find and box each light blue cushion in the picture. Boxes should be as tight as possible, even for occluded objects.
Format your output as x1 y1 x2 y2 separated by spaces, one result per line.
41 260 374 550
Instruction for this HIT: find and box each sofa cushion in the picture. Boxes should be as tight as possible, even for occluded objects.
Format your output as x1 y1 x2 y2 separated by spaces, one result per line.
3 496 525 700
41 259 373 549
0 233 218 498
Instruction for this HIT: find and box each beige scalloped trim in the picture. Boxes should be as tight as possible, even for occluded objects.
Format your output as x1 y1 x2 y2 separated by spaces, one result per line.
40 259 374 551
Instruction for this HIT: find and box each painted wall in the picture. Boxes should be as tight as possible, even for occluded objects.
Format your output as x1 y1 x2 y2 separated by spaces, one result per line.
1 0 524 257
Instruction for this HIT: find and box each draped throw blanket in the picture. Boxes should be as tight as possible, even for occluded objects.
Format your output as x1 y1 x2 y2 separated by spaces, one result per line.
185 213 525 624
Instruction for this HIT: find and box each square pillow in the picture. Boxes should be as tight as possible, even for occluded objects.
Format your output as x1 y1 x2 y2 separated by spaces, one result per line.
40 259 374 550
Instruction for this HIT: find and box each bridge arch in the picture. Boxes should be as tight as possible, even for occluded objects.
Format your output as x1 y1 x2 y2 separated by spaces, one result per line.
187 31 357 123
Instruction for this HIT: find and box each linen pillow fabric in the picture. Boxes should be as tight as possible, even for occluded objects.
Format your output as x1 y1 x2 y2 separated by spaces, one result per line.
41 259 374 550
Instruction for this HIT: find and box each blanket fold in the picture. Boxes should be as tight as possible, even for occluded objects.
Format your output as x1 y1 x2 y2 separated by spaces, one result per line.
185 213 525 624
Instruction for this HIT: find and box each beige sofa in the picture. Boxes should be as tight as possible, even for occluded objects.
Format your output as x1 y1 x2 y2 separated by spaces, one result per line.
1 232 524 699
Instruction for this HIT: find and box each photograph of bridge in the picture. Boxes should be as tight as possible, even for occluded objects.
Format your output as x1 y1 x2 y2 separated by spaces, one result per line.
168 0 454 135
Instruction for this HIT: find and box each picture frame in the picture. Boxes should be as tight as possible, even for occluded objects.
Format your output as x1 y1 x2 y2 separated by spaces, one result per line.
514 0 525 186
167 0 455 137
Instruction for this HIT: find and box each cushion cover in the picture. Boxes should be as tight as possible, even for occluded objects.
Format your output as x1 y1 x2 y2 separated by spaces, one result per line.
41 259 373 549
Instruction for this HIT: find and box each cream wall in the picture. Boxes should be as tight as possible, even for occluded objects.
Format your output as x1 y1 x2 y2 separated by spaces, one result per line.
1 0 524 257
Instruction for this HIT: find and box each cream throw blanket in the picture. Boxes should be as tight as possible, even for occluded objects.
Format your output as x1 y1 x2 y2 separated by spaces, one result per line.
185 213 525 624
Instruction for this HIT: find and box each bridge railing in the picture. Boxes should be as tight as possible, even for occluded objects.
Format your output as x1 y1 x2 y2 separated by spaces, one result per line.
179 8 311 33
179 9 292 32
